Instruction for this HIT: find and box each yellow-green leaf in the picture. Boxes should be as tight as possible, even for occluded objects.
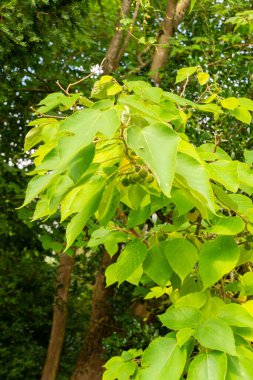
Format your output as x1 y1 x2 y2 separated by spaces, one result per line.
197 72 209 86
175 66 198 84
230 107 252 124
199 236 239 289
221 97 239 110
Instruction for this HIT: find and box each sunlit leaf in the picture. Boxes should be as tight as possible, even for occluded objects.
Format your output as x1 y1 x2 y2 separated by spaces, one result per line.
140 337 186 380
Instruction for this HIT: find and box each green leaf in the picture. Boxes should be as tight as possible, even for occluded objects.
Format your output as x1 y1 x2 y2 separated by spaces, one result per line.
208 216 245 235
190 0 197 12
88 227 127 257
218 303 253 328
175 153 216 215
96 185 120 226
105 241 147 286
197 144 231 161
163 92 195 107
127 204 151 228
33 197 51 221
178 139 202 163
140 337 186 380
61 176 102 221
23 106 120 209
187 351 227 380
197 72 209 86
221 97 239 110
212 184 238 211
103 356 137 380
127 123 180 197
143 244 173 287
176 328 194 347
207 160 239 192
159 306 201 330
175 292 207 309
230 107 252 125
228 194 253 214
175 66 198 84
196 103 222 113
200 296 225 321
233 326 253 341
238 97 253 111
241 272 253 295
33 174 74 218
238 163 253 195
244 149 253 164
127 184 150 209
145 286 171 300
195 319 237 355
226 346 253 380
67 143 95 183
123 80 151 95
79 96 94 108
91 76 122 99
142 87 163 103
37 92 70 113
171 188 195 216
162 239 198 282
199 236 239 289
21 173 56 207
236 245 253 267
25 118 59 151
65 178 105 248
119 95 163 122
203 93 218 104
242 300 253 317
60 107 120 140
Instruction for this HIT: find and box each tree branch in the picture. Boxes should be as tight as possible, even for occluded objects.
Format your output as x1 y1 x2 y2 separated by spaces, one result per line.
102 0 133 74
113 0 141 71
150 0 190 85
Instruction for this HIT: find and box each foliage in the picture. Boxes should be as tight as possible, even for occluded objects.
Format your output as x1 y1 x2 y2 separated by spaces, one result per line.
0 248 54 380
0 158 99 379
21 66 253 379
1 0 252 378
0 160 53 379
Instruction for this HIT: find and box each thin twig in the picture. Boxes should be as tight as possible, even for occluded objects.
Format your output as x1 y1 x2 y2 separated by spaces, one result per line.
56 58 106 96
113 226 140 238
180 75 189 97
65 72 94 94
220 277 226 300
56 81 69 95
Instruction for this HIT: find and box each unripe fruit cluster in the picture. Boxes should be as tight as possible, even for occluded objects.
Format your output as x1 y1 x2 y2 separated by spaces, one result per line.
121 166 154 186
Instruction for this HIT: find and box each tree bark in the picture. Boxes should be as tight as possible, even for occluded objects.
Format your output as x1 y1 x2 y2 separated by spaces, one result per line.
41 253 74 380
102 0 133 74
71 251 116 380
113 0 141 71
150 0 190 85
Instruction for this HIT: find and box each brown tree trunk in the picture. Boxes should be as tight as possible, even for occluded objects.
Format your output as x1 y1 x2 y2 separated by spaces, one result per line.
41 253 74 380
103 0 133 74
150 0 190 85
71 251 116 380
113 0 141 71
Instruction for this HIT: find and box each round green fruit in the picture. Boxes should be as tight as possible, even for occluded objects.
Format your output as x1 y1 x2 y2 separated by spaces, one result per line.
121 178 130 187
139 168 148 178
146 175 154 183
130 173 140 183
245 242 251 251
